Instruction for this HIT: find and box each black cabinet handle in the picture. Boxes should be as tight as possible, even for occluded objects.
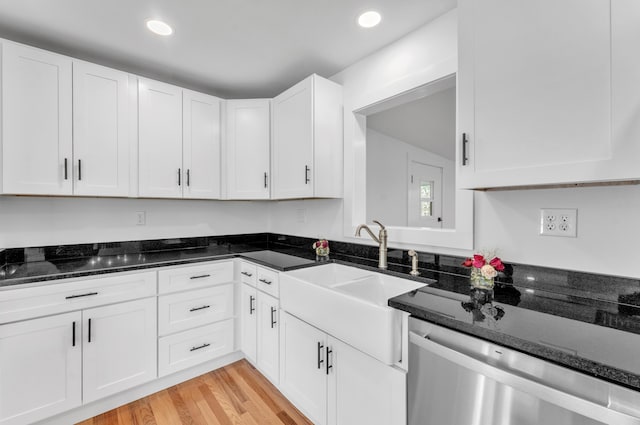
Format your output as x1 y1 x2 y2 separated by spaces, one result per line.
78 159 82 181
88 318 92 343
259 278 272 285
64 158 68 180
178 168 181 186
187 169 190 187
462 133 469 166
241 271 253 277
190 274 211 280
270 306 277 328
190 343 210 352
264 172 268 188
249 295 255 315
317 342 324 369
189 305 210 312
326 346 333 375
305 165 310 184
65 292 98 300
72 321 76 347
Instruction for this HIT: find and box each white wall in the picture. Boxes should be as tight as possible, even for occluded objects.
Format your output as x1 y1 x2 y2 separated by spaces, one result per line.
366 129 455 228
0 197 268 248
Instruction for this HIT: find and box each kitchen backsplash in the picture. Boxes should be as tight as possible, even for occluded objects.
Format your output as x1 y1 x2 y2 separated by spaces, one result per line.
2 233 640 311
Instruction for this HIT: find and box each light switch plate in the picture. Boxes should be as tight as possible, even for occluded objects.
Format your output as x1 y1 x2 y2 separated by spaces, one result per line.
540 208 577 237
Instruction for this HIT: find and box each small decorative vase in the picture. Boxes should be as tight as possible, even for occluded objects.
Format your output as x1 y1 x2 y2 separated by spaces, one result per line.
470 268 494 290
315 247 330 261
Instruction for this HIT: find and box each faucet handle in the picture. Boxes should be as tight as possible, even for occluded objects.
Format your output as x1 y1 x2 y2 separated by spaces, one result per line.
372 220 385 230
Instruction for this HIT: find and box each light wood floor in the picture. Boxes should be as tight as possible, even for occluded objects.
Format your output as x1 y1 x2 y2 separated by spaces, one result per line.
77 360 313 425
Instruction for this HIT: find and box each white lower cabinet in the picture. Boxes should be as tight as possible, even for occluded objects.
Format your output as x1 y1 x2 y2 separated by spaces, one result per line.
158 319 234 377
256 291 279 384
240 283 258 363
239 261 280 385
0 296 157 424
157 261 236 378
280 310 328 424
0 312 81 425
82 298 157 403
280 312 405 425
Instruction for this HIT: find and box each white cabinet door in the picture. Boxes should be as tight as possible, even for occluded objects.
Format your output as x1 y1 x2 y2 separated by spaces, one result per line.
327 336 405 425
82 297 157 403
0 312 81 425
225 99 271 199
73 61 130 197
272 75 343 199
240 283 258 364
612 0 640 178
256 291 279 385
183 90 221 199
272 76 314 199
138 78 183 198
279 312 328 425
2 42 72 195
458 0 619 189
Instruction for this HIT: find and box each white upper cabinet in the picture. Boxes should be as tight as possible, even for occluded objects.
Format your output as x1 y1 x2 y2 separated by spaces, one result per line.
73 61 131 197
1 42 73 195
225 99 271 199
183 90 222 199
138 78 183 198
458 0 640 189
272 74 343 199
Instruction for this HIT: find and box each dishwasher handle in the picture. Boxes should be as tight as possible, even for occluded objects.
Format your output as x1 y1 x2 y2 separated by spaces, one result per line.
409 331 640 425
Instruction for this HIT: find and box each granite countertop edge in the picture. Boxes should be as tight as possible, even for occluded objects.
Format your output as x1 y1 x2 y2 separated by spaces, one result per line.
389 297 640 392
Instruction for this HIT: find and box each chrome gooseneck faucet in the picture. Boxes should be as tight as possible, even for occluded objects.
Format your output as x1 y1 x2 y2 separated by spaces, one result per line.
355 220 387 269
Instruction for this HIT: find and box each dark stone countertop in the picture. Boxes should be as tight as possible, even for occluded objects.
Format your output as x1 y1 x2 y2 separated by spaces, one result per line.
2 233 640 392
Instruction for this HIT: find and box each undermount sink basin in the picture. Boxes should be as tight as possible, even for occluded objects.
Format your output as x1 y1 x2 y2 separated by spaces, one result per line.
280 263 427 364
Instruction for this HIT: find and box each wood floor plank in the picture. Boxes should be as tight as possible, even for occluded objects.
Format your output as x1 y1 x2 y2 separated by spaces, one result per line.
77 360 312 425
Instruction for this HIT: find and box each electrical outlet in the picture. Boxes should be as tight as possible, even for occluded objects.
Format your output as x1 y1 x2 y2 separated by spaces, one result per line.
540 208 577 237
136 211 146 226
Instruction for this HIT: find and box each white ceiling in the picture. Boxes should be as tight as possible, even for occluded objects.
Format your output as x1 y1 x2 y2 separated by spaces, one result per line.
0 0 456 98
367 87 456 160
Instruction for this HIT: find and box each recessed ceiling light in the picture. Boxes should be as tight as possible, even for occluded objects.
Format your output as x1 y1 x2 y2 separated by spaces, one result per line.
146 19 173 36
358 11 381 28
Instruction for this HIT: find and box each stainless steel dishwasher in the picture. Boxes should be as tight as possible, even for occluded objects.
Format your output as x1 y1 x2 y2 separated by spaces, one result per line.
408 317 640 425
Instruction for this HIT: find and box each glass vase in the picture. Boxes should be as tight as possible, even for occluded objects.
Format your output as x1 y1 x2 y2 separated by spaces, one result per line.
470 268 494 290
315 247 330 261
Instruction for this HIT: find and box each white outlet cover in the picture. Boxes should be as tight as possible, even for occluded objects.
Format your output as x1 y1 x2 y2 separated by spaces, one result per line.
540 208 577 237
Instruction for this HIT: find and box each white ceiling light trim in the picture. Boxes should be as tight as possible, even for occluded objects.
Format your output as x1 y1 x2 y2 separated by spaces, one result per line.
358 11 382 28
146 19 173 36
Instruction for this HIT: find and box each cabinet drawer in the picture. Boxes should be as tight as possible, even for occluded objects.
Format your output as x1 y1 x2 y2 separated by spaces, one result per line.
0 271 156 324
158 261 233 294
257 266 279 298
240 262 257 287
158 319 234 377
158 284 234 336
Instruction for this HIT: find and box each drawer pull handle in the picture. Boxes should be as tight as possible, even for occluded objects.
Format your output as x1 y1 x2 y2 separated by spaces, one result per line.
241 271 253 277
317 341 324 369
326 346 333 375
190 343 210 352
66 292 98 299
190 274 211 280
270 306 277 328
189 305 211 312
259 278 272 285
249 295 255 315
